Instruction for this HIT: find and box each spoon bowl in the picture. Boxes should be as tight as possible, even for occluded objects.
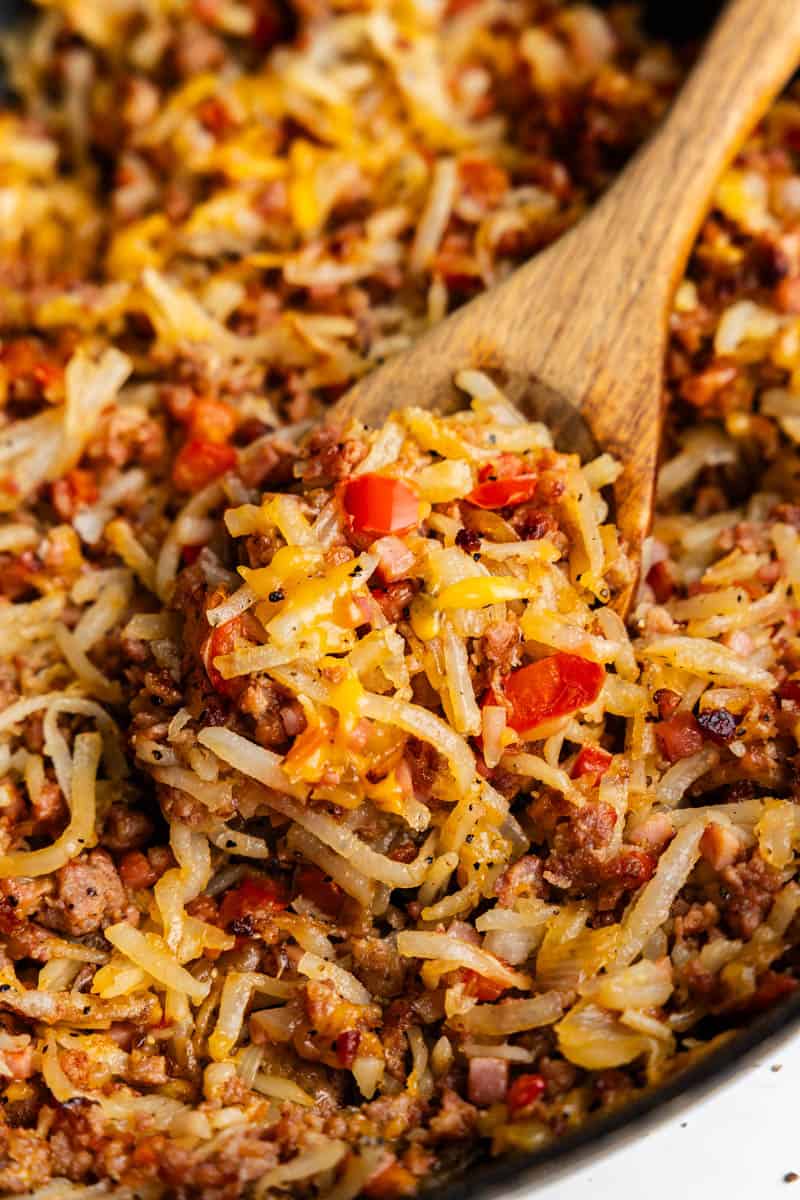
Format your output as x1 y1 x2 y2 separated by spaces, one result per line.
330 0 800 612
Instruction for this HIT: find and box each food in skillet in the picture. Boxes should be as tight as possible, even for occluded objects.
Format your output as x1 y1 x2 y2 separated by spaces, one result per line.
3 2 800 1197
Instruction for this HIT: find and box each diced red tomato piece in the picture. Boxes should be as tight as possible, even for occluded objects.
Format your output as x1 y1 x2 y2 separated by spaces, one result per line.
486 653 605 736
296 865 345 919
655 711 704 762
571 744 613 783
373 535 416 583
467 474 538 510
506 1073 546 1113
343 474 419 536
219 875 288 929
172 438 236 491
336 1029 362 1067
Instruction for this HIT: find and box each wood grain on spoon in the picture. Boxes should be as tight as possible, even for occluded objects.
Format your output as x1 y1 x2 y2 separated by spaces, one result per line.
331 0 800 612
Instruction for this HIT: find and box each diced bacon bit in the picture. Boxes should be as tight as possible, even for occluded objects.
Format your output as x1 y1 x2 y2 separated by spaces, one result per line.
1 338 64 398
680 362 738 408
373 536 416 584
181 544 203 566
249 0 286 51
185 894 219 924
118 851 158 891
629 812 674 853
468 1056 509 1106
774 276 800 314
172 439 236 491
646 559 676 604
607 846 657 888
496 855 544 907
51 468 99 519
336 1029 362 1067
395 757 414 799
655 712 704 762
653 689 681 720
571 745 613 783
458 158 510 207
779 679 800 706
196 97 235 137
0 1043 35 1080
733 969 798 1016
296 865 345 919
219 875 288 931
506 1073 546 1114
700 822 741 871
280 700 306 739
696 707 739 744
364 1160 418 1200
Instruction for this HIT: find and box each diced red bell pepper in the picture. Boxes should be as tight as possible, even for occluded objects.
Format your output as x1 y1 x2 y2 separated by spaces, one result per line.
655 711 704 762
506 1073 546 1113
467 473 538 509
172 438 236 491
219 875 288 929
201 616 242 695
186 397 237 443
296 865 345 919
486 653 605 736
571 745 613 783
343 474 419 536
456 968 506 1003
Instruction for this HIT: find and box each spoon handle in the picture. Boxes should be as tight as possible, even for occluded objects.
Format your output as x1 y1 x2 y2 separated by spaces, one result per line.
584 0 800 314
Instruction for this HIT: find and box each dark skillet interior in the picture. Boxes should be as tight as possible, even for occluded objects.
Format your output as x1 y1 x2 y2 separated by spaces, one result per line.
1 0 799 1195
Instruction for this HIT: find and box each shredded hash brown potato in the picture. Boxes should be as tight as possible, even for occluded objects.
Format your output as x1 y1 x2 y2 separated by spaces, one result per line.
2 1 800 1196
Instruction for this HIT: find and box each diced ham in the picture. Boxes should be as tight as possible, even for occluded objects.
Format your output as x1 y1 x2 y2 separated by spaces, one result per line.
629 812 674 853
468 1056 508 1106
724 630 754 657
446 920 480 946
0 1042 34 1079
700 822 741 871
373 536 416 584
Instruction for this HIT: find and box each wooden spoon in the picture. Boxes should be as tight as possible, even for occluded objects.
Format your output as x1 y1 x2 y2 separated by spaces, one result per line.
330 0 800 612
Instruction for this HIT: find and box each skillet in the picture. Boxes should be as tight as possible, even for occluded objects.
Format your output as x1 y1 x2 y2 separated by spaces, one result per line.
1 1 799 1195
